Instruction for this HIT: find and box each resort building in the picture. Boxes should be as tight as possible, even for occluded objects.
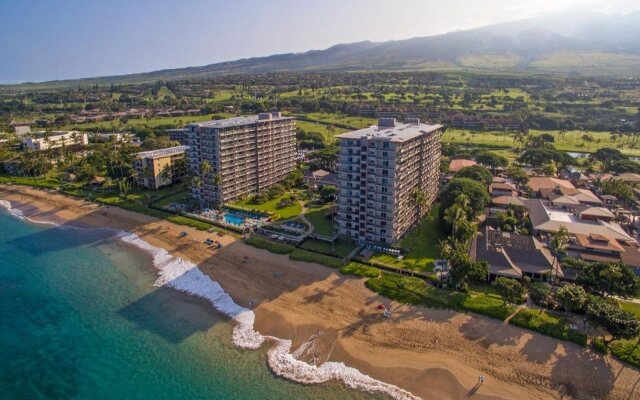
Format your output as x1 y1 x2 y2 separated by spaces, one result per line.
167 128 190 145
186 112 297 205
335 118 443 244
22 131 88 151
132 146 188 190
470 226 560 281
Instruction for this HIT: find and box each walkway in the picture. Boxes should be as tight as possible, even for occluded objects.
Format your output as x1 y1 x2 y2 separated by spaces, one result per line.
298 200 314 235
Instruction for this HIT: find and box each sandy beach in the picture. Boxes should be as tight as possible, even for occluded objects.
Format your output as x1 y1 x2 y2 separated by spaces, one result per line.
1 184 638 400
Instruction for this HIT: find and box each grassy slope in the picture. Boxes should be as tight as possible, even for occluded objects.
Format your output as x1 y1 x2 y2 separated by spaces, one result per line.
232 194 302 220
305 204 335 236
370 204 442 272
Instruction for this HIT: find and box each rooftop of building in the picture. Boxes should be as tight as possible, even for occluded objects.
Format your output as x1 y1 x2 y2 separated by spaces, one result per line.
449 158 476 172
470 226 560 278
528 176 575 192
335 118 443 143
135 145 189 159
187 112 293 129
526 199 635 243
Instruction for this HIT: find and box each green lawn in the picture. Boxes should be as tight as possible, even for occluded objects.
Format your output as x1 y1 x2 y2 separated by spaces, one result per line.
232 193 302 220
305 204 335 236
369 204 442 272
296 120 345 144
619 300 640 320
443 128 640 156
294 112 376 130
153 190 191 209
62 113 233 131
0 175 62 189
298 237 357 258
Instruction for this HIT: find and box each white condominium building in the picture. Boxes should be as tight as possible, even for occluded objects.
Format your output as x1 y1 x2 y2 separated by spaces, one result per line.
336 118 443 244
187 112 296 205
22 131 88 151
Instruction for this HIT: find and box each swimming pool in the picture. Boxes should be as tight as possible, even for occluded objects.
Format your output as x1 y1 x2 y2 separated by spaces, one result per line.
224 213 245 225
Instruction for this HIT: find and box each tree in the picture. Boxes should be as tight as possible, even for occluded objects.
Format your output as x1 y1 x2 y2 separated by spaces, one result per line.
536 161 557 177
598 178 635 207
506 165 529 190
410 188 427 237
518 148 573 169
475 151 509 173
442 194 476 242
610 159 640 174
440 178 490 218
586 297 640 344
556 284 587 315
578 262 640 299
493 277 527 305
529 282 552 308
118 178 131 201
548 226 569 281
318 185 338 203
582 134 594 151
454 165 493 186
592 148 625 172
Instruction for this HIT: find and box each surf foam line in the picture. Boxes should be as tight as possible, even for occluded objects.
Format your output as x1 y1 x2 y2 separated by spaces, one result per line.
0 199 419 400
117 231 421 400
0 199 59 226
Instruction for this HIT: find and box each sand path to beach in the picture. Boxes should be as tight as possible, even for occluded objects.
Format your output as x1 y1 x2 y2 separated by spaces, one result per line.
2 185 638 400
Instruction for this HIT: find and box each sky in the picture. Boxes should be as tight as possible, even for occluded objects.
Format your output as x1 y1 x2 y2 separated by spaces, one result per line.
0 0 638 83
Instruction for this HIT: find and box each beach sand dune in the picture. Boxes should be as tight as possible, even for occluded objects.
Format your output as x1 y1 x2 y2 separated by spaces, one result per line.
1 185 638 400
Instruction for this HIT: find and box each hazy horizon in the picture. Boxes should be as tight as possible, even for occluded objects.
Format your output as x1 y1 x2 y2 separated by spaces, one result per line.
1 0 639 83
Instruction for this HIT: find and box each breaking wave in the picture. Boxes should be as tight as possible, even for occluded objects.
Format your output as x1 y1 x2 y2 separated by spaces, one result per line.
0 199 419 400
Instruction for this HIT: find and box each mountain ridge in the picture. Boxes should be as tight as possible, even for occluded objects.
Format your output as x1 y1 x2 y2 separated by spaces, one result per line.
4 10 640 88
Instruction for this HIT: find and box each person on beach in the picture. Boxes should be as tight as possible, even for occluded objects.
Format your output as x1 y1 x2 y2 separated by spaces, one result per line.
479 375 485 384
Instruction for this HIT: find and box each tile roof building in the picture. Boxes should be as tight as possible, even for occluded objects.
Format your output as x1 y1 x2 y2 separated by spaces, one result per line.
470 226 560 280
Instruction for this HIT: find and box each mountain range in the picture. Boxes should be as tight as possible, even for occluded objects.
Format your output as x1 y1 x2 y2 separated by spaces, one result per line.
7 10 640 87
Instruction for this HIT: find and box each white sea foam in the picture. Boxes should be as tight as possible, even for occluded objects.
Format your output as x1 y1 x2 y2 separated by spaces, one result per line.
0 199 60 226
117 231 420 400
0 198 420 400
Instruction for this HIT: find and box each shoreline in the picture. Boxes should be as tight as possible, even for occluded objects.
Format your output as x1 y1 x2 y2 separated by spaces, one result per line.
1 184 638 400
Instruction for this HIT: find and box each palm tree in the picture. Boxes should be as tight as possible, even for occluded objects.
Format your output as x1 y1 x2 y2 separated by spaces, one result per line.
548 226 569 282
410 188 427 240
159 163 172 186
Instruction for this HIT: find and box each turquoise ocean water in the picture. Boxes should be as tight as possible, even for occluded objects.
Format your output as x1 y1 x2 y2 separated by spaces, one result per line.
0 210 380 400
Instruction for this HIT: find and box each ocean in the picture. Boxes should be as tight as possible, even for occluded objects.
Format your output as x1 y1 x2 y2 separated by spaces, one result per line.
0 207 385 400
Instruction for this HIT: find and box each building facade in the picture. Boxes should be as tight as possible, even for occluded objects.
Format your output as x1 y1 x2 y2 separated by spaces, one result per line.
167 128 190 145
336 118 443 244
133 146 188 190
187 112 296 205
22 131 88 151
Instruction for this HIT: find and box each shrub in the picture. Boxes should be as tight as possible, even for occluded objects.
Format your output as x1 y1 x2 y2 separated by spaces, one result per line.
461 294 515 320
509 309 587 346
340 262 380 278
529 282 555 308
289 249 343 268
592 337 609 354
245 236 293 254
609 339 640 368
365 273 429 305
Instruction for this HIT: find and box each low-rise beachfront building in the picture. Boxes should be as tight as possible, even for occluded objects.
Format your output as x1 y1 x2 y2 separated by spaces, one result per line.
525 198 640 269
186 112 297 206
335 118 443 244
22 131 88 151
470 226 561 281
132 146 188 190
